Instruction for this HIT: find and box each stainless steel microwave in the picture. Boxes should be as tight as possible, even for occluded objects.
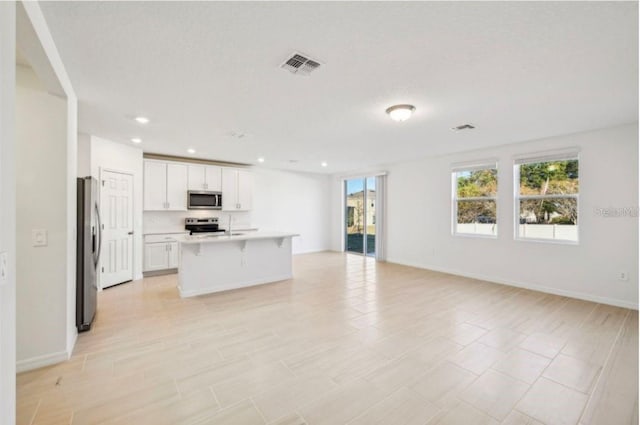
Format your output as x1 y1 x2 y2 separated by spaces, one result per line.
187 191 222 210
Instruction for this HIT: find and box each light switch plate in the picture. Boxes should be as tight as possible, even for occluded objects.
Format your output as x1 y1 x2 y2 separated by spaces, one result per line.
32 229 48 247
0 252 8 286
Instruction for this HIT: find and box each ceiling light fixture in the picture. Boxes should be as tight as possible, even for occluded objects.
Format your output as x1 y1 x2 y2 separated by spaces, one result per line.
131 138 142 144
257 157 265 163
187 148 196 154
386 104 416 122
321 161 328 167
134 116 149 124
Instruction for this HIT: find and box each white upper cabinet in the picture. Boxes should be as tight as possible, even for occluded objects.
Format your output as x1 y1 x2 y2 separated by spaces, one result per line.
166 163 187 210
187 165 206 191
237 169 253 211
188 164 222 191
144 161 168 210
205 166 222 191
222 168 253 211
143 160 187 211
221 168 237 210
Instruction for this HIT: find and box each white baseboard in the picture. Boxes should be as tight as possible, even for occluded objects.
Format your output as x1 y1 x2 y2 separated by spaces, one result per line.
17 350 70 373
66 328 77 358
294 249 331 255
386 257 638 310
179 273 293 298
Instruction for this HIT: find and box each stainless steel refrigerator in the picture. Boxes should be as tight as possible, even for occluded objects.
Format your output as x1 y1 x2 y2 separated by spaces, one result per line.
76 177 101 332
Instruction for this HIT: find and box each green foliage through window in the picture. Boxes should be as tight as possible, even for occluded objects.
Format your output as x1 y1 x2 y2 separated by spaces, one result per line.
518 159 578 226
454 166 498 235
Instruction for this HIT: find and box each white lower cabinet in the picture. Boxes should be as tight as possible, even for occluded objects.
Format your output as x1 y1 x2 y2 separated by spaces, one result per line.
168 242 180 268
143 234 183 272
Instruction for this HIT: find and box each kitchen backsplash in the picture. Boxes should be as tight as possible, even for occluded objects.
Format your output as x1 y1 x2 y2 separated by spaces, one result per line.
143 210 252 234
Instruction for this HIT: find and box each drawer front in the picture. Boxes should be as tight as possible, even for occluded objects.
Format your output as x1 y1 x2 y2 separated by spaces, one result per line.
144 233 185 243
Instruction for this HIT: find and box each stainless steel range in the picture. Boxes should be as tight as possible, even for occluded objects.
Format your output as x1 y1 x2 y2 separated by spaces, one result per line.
185 217 226 235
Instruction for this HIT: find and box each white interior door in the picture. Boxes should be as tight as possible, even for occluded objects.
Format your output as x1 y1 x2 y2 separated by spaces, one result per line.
100 170 134 288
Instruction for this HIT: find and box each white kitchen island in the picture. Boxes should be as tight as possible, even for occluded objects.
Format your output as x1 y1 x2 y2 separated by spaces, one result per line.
176 232 298 297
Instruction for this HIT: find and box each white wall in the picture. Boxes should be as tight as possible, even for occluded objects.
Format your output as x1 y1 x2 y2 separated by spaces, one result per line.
15 1 79 371
0 2 16 422
77 132 91 177
90 136 144 282
16 65 70 368
251 168 331 254
144 167 332 255
333 124 639 309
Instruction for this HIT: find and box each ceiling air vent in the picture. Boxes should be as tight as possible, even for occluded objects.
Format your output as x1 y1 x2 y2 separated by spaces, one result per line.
451 124 476 132
280 52 322 76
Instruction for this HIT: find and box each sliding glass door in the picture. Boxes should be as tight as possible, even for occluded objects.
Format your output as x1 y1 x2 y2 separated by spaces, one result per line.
345 177 376 257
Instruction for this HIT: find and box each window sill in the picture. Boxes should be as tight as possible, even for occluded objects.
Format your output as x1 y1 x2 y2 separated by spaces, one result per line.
453 232 498 239
514 237 579 246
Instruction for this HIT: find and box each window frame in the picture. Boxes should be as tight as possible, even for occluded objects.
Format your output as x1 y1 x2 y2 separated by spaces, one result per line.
451 160 499 239
513 151 580 245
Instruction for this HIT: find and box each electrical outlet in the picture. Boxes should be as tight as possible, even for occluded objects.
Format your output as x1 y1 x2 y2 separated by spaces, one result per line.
0 252 7 286
618 271 629 281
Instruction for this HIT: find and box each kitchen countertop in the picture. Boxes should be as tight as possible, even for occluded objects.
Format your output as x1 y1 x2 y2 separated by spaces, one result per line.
175 231 298 245
143 230 189 236
143 228 259 236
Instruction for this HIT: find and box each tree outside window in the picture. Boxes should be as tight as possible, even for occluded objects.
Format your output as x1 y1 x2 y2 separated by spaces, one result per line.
516 157 579 242
452 164 498 237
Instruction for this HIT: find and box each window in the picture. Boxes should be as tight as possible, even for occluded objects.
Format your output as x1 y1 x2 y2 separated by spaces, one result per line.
515 152 579 243
452 162 498 237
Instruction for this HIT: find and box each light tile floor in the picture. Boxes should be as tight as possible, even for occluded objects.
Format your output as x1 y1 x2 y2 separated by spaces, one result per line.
17 252 638 425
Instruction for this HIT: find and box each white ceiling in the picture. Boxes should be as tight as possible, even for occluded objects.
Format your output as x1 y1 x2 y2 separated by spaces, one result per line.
39 1 638 174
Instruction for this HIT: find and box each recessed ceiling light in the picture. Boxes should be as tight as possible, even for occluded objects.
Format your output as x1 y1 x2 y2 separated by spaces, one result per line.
257 157 265 163
321 161 328 167
131 138 142 144
386 104 416 122
187 148 196 154
134 116 149 124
